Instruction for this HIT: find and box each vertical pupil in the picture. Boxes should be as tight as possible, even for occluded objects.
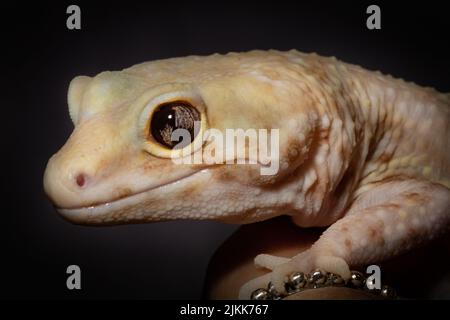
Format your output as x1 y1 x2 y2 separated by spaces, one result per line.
150 102 200 149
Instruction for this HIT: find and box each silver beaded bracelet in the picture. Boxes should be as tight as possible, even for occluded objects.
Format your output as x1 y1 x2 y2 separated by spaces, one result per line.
251 269 397 300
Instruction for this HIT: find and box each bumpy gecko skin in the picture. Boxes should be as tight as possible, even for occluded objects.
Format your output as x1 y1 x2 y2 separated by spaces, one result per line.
43 50 450 299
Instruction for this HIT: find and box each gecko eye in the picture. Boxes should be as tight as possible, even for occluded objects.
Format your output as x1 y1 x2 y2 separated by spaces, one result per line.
149 101 201 149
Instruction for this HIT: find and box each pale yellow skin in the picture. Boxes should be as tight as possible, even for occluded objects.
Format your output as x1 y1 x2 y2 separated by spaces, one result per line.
43 50 450 299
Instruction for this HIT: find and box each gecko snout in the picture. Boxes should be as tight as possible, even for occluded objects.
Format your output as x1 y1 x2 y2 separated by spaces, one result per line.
43 150 98 209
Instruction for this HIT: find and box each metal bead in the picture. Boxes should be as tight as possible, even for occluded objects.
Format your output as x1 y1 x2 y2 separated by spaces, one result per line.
380 285 396 299
285 272 306 293
250 288 271 300
347 271 366 289
267 282 282 299
308 269 327 288
327 273 346 286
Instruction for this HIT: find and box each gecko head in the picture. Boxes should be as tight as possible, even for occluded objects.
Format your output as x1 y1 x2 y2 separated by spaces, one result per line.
43 51 319 225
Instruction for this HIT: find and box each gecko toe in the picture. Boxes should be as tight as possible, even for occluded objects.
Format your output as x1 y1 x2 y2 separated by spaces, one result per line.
254 253 290 270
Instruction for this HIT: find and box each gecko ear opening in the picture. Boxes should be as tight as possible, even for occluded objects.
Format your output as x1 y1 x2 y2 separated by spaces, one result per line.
68 76 91 125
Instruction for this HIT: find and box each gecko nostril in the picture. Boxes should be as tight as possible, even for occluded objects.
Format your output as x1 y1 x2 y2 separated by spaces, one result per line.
75 173 87 188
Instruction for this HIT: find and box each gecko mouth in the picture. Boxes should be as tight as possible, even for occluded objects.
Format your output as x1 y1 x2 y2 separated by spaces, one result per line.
56 169 206 224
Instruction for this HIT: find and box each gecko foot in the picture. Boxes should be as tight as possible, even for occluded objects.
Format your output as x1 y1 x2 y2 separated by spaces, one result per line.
239 252 351 299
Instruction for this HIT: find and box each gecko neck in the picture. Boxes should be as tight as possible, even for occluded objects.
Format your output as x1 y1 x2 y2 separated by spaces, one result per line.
290 62 401 227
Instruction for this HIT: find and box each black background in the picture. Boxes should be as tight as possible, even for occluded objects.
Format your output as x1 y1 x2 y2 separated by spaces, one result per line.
1 1 449 299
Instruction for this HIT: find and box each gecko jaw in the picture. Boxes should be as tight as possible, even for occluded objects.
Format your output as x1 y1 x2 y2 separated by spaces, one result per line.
56 169 208 224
